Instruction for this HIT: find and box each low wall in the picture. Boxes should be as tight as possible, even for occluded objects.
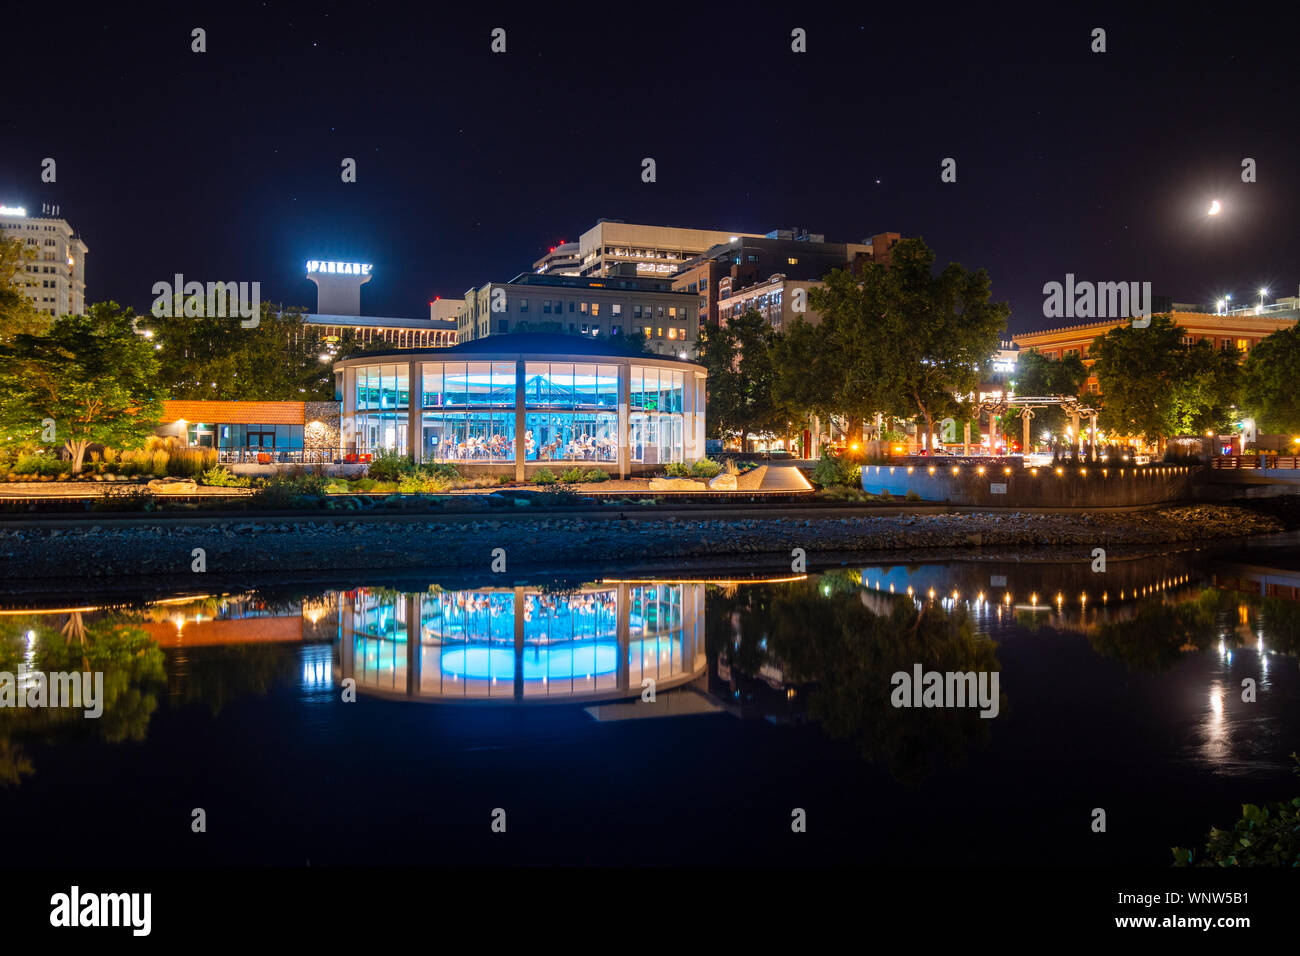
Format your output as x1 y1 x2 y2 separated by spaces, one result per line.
862 462 1198 507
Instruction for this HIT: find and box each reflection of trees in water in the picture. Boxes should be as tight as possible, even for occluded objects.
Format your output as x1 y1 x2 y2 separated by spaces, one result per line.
0 617 165 786
1090 589 1260 673
707 577 1005 785
165 644 303 717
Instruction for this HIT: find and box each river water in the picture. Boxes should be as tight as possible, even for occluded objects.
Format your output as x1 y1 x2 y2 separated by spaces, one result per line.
2 538 1297 867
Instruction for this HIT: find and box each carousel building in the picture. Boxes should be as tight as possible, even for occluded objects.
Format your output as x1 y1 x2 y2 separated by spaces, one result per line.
332 332 707 479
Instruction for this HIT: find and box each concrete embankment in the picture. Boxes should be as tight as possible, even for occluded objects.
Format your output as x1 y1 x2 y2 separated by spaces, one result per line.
0 503 1282 581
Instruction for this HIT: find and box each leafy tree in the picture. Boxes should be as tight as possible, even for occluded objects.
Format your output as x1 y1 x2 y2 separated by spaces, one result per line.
786 238 1008 449
1011 349 1088 438
697 310 791 448
0 302 164 473
0 235 51 343
1092 315 1240 447
1241 323 1300 434
140 300 334 400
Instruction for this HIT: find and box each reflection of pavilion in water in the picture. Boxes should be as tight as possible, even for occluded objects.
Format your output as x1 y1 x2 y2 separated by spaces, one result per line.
338 581 706 702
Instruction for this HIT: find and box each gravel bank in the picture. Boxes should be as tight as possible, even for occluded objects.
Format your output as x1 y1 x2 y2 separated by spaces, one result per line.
0 504 1282 581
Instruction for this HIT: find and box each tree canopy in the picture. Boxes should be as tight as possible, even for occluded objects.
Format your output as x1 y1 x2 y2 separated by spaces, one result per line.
0 236 51 344
696 310 792 446
0 302 165 473
1241 323 1300 434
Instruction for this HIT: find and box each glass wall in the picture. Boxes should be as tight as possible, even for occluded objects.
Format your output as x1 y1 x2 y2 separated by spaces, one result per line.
341 357 700 469
628 366 685 464
420 361 518 462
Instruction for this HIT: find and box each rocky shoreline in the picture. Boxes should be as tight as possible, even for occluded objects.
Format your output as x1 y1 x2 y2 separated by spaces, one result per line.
0 503 1283 582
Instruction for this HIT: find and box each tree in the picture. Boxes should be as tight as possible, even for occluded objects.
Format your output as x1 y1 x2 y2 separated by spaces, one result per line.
1092 315 1240 448
0 302 164 473
1241 324 1300 434
140 300 334 400
1011 349 1088 438
793 238 1008 450
697 310 790 449
0 235 51 344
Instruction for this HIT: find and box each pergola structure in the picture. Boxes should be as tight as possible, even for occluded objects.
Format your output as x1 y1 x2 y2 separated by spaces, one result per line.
967 396 1099 457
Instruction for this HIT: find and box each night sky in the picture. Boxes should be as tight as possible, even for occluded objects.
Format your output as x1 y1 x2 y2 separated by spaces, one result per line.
2 2 1295 334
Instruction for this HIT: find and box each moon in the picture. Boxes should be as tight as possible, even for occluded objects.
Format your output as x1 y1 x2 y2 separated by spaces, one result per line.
1208 199 1222 216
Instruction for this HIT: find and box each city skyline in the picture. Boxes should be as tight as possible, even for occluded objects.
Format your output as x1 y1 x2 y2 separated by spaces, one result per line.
1 5 1297 333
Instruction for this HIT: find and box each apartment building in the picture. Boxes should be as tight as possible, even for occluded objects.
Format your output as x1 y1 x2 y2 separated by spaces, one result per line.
457 272 700 357
0 203 88 316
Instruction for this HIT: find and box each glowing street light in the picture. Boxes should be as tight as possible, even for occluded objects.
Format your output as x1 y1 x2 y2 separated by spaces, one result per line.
1208 199 1222 215
1259 287 1269 313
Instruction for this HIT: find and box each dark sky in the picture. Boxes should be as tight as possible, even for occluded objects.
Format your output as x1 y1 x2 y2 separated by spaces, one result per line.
2 1 1295 334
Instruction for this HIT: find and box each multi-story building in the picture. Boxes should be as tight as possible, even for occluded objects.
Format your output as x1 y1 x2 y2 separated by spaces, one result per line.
674 229 902 328
531 241 582 276
1012 306 1299 395
715 273 828 331
457 272 700 357
0 203 88 316
572 219 761 279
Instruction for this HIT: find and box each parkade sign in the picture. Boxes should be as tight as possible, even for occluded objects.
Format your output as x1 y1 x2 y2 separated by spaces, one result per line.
306 261 372 275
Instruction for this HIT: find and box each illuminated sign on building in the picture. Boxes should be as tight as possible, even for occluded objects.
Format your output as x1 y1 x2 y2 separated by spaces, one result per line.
636 262 678 274
306 260 372 276
0 206 27 217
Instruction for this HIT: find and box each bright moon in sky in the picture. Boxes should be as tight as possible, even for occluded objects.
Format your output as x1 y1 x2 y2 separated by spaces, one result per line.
1208 199 1222 215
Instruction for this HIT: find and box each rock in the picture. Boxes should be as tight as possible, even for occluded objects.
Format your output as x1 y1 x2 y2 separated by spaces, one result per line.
707 473 738 490
147 478 198 494
649 477 706 491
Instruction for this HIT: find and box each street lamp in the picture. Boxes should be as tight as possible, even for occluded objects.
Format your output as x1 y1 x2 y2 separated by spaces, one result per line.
1258 287 1268 313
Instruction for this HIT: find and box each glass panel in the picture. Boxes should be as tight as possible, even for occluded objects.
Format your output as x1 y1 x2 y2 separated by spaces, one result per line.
573 364 598 407
444 362 469 405
491 362 516 406
466 362 492 404
548 363 575 408
672 371 684 412
629 367 644 410
396 364 409 408
422 364 443 407
642 368 661 412
598 361 618 408
524 362 550 406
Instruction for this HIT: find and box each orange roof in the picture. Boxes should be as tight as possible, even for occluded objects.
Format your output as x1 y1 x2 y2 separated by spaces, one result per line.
161 400 305 425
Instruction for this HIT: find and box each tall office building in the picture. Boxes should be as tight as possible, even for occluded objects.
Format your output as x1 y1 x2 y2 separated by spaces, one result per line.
571 219 762 278
0 203 88 316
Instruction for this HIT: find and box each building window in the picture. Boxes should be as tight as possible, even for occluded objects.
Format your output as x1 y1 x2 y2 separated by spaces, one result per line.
519 299 528 312
543 301 552 313
591 303 600 316
786 257 798 265
612 303 622 316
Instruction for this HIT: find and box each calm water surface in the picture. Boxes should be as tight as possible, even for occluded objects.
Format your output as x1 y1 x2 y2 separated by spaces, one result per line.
2 540 1298 867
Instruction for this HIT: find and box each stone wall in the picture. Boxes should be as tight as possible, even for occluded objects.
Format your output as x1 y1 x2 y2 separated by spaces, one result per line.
304 401 340 455
862 462 1198 507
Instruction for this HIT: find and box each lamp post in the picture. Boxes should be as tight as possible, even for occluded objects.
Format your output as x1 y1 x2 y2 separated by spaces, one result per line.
1258 287 1268 314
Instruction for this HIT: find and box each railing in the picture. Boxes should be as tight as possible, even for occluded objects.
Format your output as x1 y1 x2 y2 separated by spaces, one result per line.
1212 456 1300 469
217 449 338 465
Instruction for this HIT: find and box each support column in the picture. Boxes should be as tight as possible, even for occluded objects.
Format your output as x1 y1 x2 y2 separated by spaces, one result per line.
514 360 526 482
407 360 420 463
405 594 420 698
1089 414 1098 461
616 583 630 694
963 421 971 457
988 410 999 455
513 586 525 703
1021 409 1032 456
618 364 631 479
1069 411 1081 457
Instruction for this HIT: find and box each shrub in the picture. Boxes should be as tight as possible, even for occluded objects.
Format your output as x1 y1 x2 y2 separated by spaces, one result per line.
559 467 586 483
252 474 329 509
14 454 71 477
906 490 921 502
533 467 558 485
584 468 610 483
812 450 860 488
200 465 250 487
367 451 413 482
663 462 691 478
1174 754 1300 866
420 461 460 481
398 473 451 494
90 486 156 512
351 478 377 492
690 458 722 479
